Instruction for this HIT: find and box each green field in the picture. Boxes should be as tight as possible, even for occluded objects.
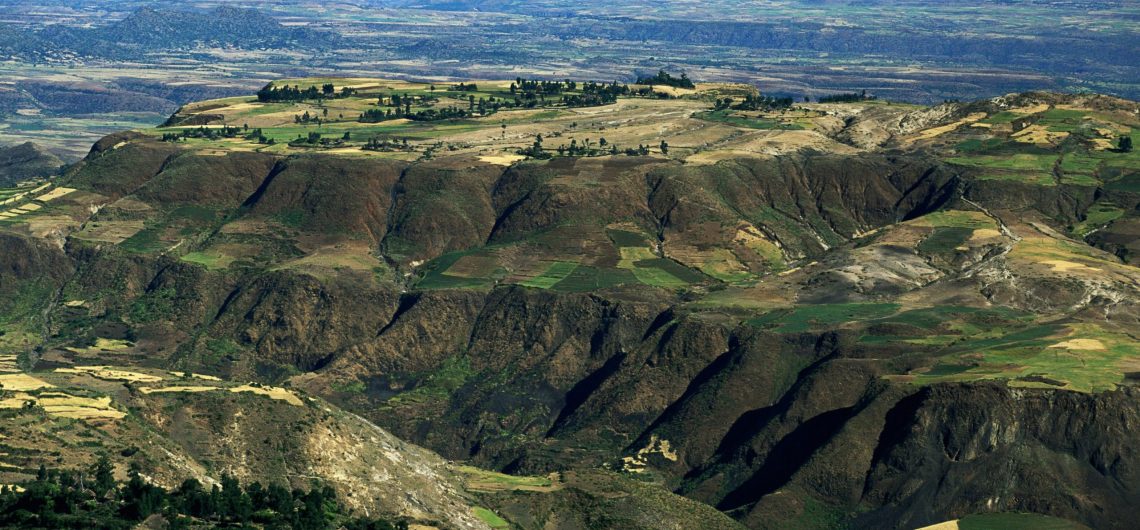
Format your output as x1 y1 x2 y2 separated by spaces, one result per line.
180 251 233 270
917 226 975 255
747 303 901 333
695 110 806 130
907 323 1138 393
1072 201 1125 236
416 252 496 290
607 228 653 247
520 261 580 288
550 266 638 292
947 153 1056 172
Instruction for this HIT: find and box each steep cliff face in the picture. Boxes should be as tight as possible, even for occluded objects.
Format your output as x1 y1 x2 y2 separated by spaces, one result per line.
857 385 1140 530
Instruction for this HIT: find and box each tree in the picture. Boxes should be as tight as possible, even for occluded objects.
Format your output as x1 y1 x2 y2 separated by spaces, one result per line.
1119 135 1134 152
659 140 669 155
92 455 115 498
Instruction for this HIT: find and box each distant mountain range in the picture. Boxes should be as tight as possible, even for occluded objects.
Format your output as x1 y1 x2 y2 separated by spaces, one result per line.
0 6 338 60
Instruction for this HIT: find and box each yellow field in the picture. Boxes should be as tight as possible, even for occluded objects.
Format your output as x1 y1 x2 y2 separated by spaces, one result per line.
55 365 163 383
169 371 223 381
0 354 18 373
0 373 54 391
139 386 218 394
33 187 76 202
230 384 304 406
907 112 988 144
36 393 125 420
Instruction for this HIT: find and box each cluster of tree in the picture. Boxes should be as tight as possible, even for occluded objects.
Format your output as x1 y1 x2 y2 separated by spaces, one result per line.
243 128 274 145
257 83 356 103
160 125 245 142
359 106 472 123
379 93 436 110
1118 135 1134 152
294 109 332 125
635 70 695 89
520 135 665 159
724 94 795 111
817 90 875 103
289 131 351 148
362 137 413 152
450 82 478 92
162 125 277 145
0 459 405 530
562 81 632 107
510 78 574 95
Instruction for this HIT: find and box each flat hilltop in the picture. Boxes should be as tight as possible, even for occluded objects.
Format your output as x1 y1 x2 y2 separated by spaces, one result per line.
159 76 893 163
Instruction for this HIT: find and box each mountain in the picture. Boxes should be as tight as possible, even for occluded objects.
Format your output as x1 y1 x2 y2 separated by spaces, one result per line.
0 78 1138 529
0 142 62 186
97 6 337 50
0 6 339 60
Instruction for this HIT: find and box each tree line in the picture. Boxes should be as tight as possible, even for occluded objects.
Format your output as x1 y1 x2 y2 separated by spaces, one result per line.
817 90 875 103
714 94 795 112
257 83 357 103
636 70 695 89
517 134 666 159
0 458 405 529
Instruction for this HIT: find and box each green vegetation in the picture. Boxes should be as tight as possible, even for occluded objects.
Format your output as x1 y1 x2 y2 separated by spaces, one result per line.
1072 201 1125 236
947 153 1056 172
911 210 996 229
520 261 580 289
458 466 553 489
416 251 496 290
384 356 474 408
119 228 167 254
906 323 1138 393
630 266 687 288
635 70 695 89
0 460 406 530
955 138 1008 153
472 507 510 529
128 287 178 324
695 110 804 130
180 251 232 270
917 226 975 255
634 258 707 285
607 228 652 248
973 172 1056 186
748 303 901 333
550 266 638 292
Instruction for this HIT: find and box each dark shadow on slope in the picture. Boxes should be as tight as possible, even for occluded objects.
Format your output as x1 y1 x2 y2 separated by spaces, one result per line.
377 292 422 336
717 406 856 511
547 351 628 436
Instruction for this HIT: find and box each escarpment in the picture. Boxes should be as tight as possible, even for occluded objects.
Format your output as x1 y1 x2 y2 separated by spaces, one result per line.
3 90 1139 529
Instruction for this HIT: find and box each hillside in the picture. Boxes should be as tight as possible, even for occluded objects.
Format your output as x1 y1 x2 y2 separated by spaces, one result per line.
0 142 62 186
0 77 1138 529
